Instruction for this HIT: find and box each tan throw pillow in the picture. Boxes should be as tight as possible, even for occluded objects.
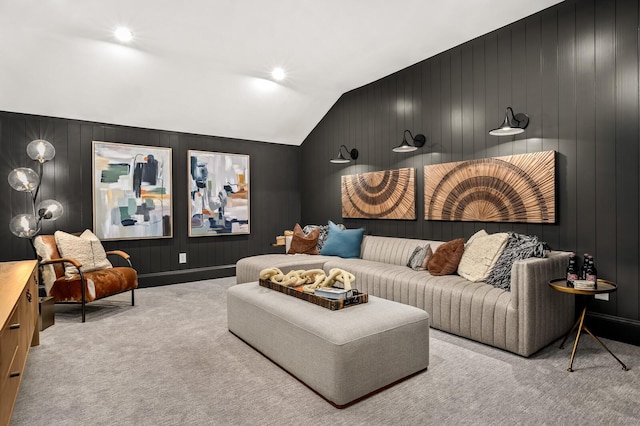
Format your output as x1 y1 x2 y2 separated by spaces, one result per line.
420 245 434 270
54 230 113 279
427 238 465 276
287 224 320 255
458 232 510 282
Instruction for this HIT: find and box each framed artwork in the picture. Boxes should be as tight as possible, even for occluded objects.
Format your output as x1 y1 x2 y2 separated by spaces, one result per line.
92 141 173 240
341 168 416 220
424 150 556 223
188 150 249 236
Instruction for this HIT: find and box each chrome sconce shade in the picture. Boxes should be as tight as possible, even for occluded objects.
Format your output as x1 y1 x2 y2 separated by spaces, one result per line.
330 145 359 164
489 107 529 136
393 130 425 153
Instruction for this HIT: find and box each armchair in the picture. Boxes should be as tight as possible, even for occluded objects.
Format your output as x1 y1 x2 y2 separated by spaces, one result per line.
33 230 138 322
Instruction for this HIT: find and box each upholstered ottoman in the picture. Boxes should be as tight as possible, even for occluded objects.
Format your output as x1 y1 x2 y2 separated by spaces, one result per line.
227 282 430 407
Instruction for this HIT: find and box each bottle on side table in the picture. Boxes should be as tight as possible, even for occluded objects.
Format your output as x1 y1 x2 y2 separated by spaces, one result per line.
566 252 578 288
580 252 589 279
585 255 597 289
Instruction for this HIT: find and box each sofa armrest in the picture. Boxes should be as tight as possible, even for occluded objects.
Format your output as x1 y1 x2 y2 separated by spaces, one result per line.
510 251 575 356
106 250 130 260
106 250 133 268
40 257 83 270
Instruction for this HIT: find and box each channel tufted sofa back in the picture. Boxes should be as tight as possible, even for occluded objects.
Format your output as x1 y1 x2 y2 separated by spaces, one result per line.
359 235 444 266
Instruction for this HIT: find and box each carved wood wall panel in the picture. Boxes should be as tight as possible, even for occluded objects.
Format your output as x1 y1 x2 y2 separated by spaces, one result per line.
424 151 555 223
342 168 416 220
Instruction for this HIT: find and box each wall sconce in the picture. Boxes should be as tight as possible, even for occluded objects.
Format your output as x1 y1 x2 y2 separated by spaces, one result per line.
489 107 529 136
8 139 63 239
330 145 359 164
393 130 425 153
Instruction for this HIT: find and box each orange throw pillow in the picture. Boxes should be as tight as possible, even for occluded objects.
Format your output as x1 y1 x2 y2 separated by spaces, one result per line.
427 238 465 276
287 224 320 255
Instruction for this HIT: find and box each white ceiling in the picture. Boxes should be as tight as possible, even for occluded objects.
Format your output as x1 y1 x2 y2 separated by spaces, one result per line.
0 0 562 146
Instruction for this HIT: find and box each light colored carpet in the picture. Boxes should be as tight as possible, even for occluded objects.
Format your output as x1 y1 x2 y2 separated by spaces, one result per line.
12 278 640 425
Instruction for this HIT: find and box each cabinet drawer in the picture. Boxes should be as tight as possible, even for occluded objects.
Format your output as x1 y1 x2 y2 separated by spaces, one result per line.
0 305 20 381
0 345 20 425
17 282 35 351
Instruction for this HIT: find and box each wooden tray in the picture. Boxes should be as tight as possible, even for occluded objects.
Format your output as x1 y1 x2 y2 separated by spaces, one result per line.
258 278 368 310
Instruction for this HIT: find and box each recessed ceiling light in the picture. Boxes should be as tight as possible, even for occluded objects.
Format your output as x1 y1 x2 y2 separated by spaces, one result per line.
271 67 286 81
114 27 134 43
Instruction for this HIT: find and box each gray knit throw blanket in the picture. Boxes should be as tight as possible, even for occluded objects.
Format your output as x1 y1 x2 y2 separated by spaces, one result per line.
485 232 550 291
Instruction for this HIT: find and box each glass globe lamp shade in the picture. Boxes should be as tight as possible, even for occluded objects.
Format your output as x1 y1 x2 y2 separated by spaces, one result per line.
8 167 39 192
36 199 64 221
9 214 39 238
27 139 56 163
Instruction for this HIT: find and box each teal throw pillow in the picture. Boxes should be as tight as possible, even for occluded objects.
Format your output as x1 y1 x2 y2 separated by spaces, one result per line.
319 221 365 258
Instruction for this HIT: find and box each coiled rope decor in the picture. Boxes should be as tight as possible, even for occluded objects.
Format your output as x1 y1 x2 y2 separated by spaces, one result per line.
259 267 355 294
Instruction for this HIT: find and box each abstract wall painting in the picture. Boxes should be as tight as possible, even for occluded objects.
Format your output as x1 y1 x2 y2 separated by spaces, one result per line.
424 150 556 223
188 150 250 236
341 168 416 220
92 141 173 240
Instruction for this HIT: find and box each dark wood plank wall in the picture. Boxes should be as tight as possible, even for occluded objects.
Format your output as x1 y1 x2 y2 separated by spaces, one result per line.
1 112 300 286
300 0 640 338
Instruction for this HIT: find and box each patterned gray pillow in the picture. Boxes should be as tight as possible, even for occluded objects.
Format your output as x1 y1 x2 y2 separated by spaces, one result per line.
303 223 345 251
407 244 430 270
485 232 549 291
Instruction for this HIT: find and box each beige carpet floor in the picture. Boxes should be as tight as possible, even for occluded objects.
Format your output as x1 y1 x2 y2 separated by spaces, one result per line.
11 277 640 425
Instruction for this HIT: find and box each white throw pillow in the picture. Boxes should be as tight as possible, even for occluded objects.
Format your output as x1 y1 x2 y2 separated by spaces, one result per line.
458 232 509 282
54 230 113 279
465 229 488 247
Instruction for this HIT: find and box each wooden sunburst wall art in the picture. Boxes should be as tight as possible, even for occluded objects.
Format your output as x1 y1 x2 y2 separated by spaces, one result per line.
342 168 416 220
424 151 556 223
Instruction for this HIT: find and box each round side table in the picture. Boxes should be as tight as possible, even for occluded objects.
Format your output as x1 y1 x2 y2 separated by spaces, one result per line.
548 278 628 372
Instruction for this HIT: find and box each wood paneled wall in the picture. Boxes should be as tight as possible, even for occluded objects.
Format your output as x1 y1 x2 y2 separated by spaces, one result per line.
0 112 300 286
300 0 640 342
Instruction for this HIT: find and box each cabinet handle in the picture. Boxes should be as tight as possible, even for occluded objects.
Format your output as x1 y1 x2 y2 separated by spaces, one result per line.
10 371 21 378
26 289 32 303
9 323 21 329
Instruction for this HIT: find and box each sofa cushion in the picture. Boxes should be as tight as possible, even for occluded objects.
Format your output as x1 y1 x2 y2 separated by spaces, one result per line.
287 224 319 255
319 221 364 258
427 238 465 276
465 229 488 246
407 244 432 271
457 231 509 282
303 223 345 251
485 232 549 290
420 245 434 270
54 229 113 279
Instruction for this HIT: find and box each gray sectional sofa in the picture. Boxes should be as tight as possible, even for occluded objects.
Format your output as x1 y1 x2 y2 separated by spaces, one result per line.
235 235 575 357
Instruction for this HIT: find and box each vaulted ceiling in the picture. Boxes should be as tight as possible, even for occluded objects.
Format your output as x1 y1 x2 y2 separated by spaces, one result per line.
0 1 562 145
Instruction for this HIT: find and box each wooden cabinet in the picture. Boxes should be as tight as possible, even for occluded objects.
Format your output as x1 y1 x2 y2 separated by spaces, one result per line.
0 260 39 426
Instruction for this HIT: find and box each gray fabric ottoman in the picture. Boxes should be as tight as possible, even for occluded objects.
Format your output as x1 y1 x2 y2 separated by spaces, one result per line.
227 282 430 407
